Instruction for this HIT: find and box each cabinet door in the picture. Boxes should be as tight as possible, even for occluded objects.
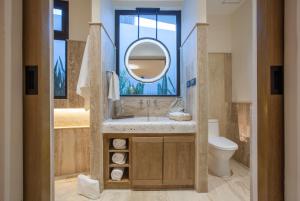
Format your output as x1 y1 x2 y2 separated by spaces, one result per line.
163 136 195 186
132 137 163 186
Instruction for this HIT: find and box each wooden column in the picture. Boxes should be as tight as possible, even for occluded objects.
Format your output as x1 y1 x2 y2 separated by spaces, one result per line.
257 0 284 200
89 23 104 191
195 23 209 192
23 0 52 200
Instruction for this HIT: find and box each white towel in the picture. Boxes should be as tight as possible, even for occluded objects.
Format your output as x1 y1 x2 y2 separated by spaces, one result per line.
76 35 91 110
111 168 124 181
112 153 127 165
108 71 120 101
77 174 100 200
169 112 192 121
112 139 127 150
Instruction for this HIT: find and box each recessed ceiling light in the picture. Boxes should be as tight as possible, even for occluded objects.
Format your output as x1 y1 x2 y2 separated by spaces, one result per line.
222 0 242 4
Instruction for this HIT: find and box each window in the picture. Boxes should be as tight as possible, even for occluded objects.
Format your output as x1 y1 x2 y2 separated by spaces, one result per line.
116 9 181 96
53 0 69 99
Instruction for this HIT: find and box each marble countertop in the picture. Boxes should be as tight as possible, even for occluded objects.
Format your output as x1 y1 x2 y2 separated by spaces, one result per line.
102 116 196 134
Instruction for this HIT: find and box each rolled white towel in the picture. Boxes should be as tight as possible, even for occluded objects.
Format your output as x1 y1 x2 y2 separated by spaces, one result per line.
112 139 127 149
112 153 127 165
111 168 124 181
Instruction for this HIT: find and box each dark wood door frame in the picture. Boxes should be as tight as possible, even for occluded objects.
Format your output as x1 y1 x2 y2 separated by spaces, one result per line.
23 0 52 200
22 0 285 200
257 0 285 200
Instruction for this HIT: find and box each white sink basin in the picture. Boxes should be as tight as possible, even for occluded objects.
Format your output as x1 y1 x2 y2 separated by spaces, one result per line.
102 116 196 134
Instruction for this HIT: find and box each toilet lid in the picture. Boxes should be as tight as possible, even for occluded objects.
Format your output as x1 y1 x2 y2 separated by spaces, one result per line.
209 136 238 151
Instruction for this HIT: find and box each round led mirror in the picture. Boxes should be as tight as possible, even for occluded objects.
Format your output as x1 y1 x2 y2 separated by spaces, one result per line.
124 38 170 83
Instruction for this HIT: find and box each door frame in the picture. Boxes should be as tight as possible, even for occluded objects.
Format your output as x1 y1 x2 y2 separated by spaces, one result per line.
22 0 285 201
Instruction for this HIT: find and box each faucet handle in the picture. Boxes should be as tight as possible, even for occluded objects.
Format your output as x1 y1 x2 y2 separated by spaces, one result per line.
153 99 158 107
139 100 144 109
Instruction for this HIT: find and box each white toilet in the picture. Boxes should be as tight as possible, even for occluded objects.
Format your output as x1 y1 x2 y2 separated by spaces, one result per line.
208 119 238 177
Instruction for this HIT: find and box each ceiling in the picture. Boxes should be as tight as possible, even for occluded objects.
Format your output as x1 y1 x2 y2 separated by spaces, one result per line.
112 0 247 15
207 0 247 15
112 0 183 10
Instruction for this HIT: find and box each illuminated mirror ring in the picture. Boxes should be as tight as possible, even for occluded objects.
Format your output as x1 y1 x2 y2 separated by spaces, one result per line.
124 38 171 83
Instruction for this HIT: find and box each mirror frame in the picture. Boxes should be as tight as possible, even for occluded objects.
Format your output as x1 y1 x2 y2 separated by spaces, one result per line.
124 38 171 83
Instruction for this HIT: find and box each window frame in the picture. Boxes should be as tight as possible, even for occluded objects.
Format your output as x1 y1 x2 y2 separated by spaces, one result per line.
53 0 69 99
115 9 181 97
54 0 69 40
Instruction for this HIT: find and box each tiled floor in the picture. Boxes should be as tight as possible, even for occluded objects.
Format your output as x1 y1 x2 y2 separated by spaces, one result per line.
55 160 250 201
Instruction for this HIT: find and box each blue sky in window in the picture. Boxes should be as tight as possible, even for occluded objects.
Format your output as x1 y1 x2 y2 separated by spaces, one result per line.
53 8 63 31
53 40 66 97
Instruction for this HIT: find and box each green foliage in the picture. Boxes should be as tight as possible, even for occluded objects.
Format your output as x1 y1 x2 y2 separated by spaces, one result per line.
54 56 66 97
119 70 145 95
157 75 176 95
119 70 129 95
134 82 145 95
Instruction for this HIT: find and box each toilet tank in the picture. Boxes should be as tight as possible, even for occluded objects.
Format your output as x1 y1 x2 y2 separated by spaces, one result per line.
208 119 220 137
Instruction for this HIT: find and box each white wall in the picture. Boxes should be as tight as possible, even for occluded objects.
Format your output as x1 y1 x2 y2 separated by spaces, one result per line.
0 0 23 200
92 0 101 22
231 0 253 102
285 0 300 200
207 1 254 102
100 0 115 41
207 15 232 53
92 0 115 41
182 0 206 42
69 0 91 41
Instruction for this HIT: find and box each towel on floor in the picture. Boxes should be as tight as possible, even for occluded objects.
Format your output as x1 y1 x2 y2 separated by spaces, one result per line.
112 153 127 165
111 168 124 181
112 139 127 150
76 35 91 110
77 174 100 200
108 71 120 101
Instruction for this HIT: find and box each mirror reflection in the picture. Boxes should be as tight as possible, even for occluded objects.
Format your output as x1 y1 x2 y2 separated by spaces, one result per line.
125 39 170 83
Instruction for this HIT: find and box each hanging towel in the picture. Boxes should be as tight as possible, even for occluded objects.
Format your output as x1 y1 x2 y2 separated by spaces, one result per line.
237 103 251 142
108 71 120 101
76 35 91 110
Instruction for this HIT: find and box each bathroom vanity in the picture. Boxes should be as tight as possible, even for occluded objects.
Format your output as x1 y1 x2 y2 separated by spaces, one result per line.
103 117 196 190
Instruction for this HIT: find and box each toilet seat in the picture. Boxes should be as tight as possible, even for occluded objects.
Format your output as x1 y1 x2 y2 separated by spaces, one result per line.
209 136 238 151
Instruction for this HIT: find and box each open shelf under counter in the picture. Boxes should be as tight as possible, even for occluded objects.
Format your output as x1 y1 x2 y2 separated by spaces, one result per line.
104 134 132 189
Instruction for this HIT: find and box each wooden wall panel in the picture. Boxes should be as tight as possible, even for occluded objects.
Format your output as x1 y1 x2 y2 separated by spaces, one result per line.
55 128 90 177
23 0 51 200
257 0 284 200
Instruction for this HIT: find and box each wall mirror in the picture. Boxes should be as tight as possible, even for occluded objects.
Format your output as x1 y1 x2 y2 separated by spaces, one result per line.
116 8 181 96
125 38 170 83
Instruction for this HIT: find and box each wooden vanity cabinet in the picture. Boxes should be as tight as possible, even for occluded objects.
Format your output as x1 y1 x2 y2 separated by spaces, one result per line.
131 135 195 189
131 137 163 186
163 136 195 186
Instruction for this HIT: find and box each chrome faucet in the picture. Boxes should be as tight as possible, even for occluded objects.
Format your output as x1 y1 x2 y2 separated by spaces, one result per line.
120 100 125 114
146 99 151 121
